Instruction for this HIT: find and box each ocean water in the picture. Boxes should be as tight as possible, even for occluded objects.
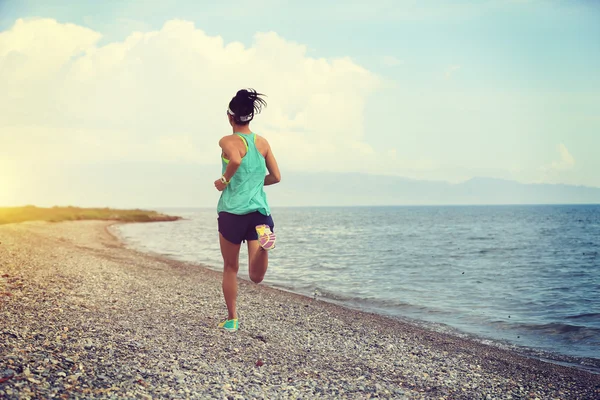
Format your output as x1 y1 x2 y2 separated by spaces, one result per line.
113 205 600 370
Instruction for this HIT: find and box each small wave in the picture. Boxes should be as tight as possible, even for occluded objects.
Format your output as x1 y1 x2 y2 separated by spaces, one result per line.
565 313 600 321
473 246 525 254
313 288 391 305
311 288 454 317
514 322 600 340
538 323 589 334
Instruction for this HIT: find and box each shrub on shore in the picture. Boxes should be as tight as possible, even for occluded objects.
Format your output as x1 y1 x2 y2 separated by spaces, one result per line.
0 206 181 225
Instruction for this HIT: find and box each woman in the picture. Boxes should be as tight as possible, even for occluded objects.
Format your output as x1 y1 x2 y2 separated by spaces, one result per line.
214 88 281 332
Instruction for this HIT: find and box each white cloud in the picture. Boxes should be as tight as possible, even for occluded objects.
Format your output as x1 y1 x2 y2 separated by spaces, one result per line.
536 143 576 184
1 18 396 175
381 55 404 67
551 143 575 171
444 64 461 79
539 143 575 173
0 18 101 71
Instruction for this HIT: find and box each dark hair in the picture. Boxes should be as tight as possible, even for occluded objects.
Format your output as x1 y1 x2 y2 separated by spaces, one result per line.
228 88 267 125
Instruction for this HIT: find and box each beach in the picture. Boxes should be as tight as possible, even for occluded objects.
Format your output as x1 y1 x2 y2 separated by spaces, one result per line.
1 221 598 399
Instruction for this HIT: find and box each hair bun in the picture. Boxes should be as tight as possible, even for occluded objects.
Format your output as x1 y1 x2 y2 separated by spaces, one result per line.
228 88 267 124
236 89 258 101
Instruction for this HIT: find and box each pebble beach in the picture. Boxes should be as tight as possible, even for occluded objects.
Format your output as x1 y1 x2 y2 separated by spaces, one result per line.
1 220 598 399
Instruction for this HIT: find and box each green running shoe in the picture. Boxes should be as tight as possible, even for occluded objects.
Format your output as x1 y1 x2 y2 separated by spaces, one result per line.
218 318 239 332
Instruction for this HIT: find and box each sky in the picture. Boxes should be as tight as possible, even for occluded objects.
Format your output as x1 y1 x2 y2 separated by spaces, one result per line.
1 0 599 207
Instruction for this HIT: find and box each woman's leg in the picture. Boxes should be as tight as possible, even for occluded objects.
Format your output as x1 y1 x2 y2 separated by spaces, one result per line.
247 213 274 284
219 233 241 319
248 240 268 284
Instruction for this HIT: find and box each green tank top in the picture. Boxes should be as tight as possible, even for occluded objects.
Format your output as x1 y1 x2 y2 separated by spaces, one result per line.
217 132 271 216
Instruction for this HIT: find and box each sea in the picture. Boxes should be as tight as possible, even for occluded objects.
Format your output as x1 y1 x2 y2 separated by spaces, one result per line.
112 205 600 372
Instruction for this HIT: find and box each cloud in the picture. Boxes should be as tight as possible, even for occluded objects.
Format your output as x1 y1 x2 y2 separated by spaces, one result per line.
381 55 404 67
0 18 101 81
0 18 392 175
550 143 575 171
536 143 576 184
444 64 461 79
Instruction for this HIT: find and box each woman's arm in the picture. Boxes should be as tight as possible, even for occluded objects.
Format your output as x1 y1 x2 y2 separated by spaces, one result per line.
220 137 243 181
214 136 243 191
264 141 281 186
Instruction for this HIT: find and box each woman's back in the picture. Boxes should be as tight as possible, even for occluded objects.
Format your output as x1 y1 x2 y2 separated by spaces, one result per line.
217 132 271 216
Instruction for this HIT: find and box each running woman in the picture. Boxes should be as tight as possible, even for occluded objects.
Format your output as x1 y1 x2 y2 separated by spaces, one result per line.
214 88 281 332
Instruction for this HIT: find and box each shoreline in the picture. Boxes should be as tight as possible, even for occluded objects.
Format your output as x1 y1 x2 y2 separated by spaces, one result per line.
110 222 600 376
1 220 599 399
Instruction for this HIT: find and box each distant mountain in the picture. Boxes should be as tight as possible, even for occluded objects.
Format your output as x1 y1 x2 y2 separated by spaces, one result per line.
12 163 600 208
266 173 600 206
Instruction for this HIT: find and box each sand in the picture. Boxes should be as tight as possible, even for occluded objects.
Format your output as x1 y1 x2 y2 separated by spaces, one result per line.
1 220 598 399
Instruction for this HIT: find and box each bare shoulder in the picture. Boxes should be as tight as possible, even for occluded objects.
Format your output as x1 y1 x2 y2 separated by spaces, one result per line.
218 135 235 147
255 134 271 147
254 134 271 156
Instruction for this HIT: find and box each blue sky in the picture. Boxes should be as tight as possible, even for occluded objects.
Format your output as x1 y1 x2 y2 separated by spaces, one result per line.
0 0 599 206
